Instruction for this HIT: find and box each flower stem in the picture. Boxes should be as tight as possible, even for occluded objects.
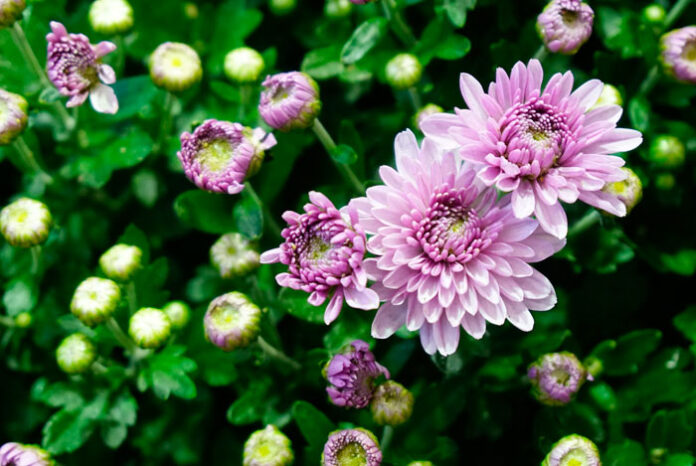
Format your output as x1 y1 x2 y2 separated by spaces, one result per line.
30 246 42 275
257 336 301 370
665 0 692 29
105 317 139 354
126 282 138 315
533 44 548 61
12 136 53 183
380 0 417 48
568 209 601 237
407 87 422 112
238 84 251 122
0 315 15 327
381 425 394 451
639 65 661 96
311 119 364 193
10 22 75 132
157 91 175 154
245 182 282 238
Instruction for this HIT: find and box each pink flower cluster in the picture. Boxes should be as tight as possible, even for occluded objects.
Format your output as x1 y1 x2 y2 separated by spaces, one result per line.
262 60 641 356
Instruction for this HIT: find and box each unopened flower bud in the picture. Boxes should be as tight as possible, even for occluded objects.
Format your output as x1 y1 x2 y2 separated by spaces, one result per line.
0 0 26 29
655 172 675 190
56 333 97 374
70 277 121 326
99 244 142 281
204 292 260 351
0 89 28 145
325 0 352 18
325 340 389 409
322 428 382 466
243 425 294 466
14 312 31 328
0 442 52 466
661 27 696 84
528 352 589 406
129 307 171 348
537 0 594 55
211 233 260 279
385 53 422 90
603 167 642 214
542 434 601 466
269 0 296 16
371 381 414 426
648 134 685 168
0 198 52 248
408 462 434 466
149 42 202 92
183 2 198 19
413 103 443 130
643 4 666 24
591 83 622 109
259 71 321 131
88 0 133 35
162 300 191 330
224 47 265 83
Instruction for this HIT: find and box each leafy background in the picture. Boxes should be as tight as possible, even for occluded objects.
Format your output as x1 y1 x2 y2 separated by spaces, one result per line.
1 0 696 464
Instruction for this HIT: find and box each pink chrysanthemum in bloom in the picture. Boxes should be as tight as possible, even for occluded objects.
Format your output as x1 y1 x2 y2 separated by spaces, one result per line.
352 131 565 356
260 192 379 324
422 59 642 239
322 429 382 466
177 119 277 195
0 442 52 466
537 0 594 55
259 71 321 131
528 352 589 406
660 26 696 84
325 340 389 408
46 21 118 114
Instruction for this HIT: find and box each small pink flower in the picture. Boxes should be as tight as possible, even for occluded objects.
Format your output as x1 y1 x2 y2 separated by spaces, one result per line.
46 21 118 114
422 59 642 238
537 0 594 55
261 192 379 324
661 26 696 84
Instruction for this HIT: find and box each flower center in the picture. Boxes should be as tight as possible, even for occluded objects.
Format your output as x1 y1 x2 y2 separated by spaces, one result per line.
682 40 696 62
336 443 368 466
552 368 571 386
307 236 333 262
210 304 241 331
197 138 234 173
561 450 588 466
560 8 579 26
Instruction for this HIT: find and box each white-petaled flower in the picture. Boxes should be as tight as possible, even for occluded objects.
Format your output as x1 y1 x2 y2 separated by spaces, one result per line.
0 88 28 145
0 198 52 248
243 425 294 466
542 434 601 466
211 233 260 279
99 244 143 281
162 300 191 330
149 42 202 92
70 277 121 326
385 53 422 90
88 0 133 35
224 47 265 83
56 333 97 374
129 307 171 348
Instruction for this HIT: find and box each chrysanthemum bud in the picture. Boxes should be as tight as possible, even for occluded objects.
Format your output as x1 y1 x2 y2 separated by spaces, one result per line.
269 0 296 15
178 120 276 195
408 462 434 466
149 42 202 92
204 292 261 351
162 300 191 330
542 434 601 466
385 53 422 90
413 103 443 130
603 167 642 214
183 2 198 19
243 425 294 466
537 0 594 55
99 244 142 281
56 333 97 374
0 89 28 145
259 71 322 131
655 172 675 190
224 47 265 83
14 312 31 328
648 134 685 168
643 4 666 24
528 352 589 406
0 442 53 466
370 381 414 426
70 277 121 326
661 27 696 84
322 428 382 466
0 0 26 29
211 233 260 279
591 83 622 109
88 0 133 35
129 307 171 348
325 340 389 409
0 198 52 248
325 0 352 18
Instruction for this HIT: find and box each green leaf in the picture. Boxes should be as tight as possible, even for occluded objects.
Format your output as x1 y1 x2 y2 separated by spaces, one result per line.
100 423 128 449
593 329 662 376
208 5 263 74
604 439 647 466
674 306 696 342
330 144 358 165
323 313 371 352
661 250 696 276
99 76 160 122
628 96 650 132
663 454 696 466
302 46 344 80
440 0 476 28
227 379 271 425
132 169 159 207
478 355 523 382
292 401 335 447
31 379 84 410
138 346 197 400
646 410 693 450
279 288 325 324
108 391 137 427
173 190 237 234
2 275 37 316
434 34 472 60
117 224 151 264
588 382 618 411
341 18 388 65
42 392 108 455
233 191 264 240
38 87 62 104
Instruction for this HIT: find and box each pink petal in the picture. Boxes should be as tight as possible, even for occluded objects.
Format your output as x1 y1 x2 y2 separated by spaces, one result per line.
324 292 344 324
371 302 405 338
534 200 567 239
344 286 380 310
511 181 535 218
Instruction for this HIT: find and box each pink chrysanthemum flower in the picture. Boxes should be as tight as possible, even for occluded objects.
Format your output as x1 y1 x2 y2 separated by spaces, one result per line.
0 442 53 466
537 0 594 55
325 339 389 408
177 119 277 195
260 192 379 324
422 59 642 238
259 71 321 131
351 131 565 356
322 429 382 466
660 26 696 84
46 21 118 114
528 352 590 406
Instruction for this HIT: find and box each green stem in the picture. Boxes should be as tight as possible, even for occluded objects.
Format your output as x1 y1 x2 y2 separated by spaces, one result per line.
113 35 126 75
91 360 108 374
639 65 660 96
311 119 364 193
244 182 282 238
105 317 139 354
30 246 41 275
665 0 692 28
380 0 417 48
568 209 601 237
12 136 53 183
381 425 394 452
407 87 422 112
257 336 301 370
157 91 175 154
0 316 15 327
533 44 548 61
126 282 138 315
238 84 251 122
